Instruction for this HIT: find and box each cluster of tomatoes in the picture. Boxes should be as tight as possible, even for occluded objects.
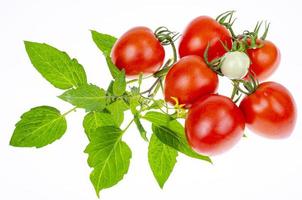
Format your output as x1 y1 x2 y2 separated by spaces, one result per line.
110 12 297 156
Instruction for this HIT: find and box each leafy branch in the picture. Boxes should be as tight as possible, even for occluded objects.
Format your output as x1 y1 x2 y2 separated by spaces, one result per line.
10 28 211 198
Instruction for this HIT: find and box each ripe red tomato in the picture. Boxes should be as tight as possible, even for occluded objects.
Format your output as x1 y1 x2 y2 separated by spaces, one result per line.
179 16 232 62
185 94 245 156
239 82 296 139
247 40 280 81
164 55 218 106
111 27 165 76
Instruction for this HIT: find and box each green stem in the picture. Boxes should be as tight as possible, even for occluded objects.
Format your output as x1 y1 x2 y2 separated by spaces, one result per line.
153 31 178 78
227 25 237 38
62 107 77 116
149 78 162 97
153 57 174 78
126 74 153 84
231 84 237 100
140 78 161 95
123 118 134 132
153 66 170 78
170 40 177 63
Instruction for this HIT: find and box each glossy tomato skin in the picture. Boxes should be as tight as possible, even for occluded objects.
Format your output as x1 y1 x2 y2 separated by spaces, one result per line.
164 55 218 106
247 40 280 81
179 16 232 62
239 82 296 139
185 94 245 156
111 27 165 76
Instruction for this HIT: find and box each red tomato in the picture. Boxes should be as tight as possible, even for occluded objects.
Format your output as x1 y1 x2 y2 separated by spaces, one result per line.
239 82 296 139
164 55 218 106
179 16 232 62
111 27 165 76
185 94 245 156
247 40 280 81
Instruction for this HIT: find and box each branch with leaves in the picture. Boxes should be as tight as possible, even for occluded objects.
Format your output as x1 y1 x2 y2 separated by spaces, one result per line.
10 29 211 197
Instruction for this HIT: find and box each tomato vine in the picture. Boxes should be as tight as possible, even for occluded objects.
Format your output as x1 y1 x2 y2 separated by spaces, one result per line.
9 10 296 198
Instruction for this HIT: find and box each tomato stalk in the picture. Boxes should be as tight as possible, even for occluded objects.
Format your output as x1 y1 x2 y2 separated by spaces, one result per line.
135 27 180 102
134 27 180 104
121 26 181 116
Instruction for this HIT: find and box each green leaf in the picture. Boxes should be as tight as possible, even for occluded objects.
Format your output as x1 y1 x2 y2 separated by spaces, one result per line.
105 56 122 79
85 126 131 196
90 30 121 78
83 111 116 140
107 80 114 94
91 30 117 57
143 111 210 162
106 99 129 126
113 70 126 96
24 41 87 89
10 106 67 148
148 134 178 188
152 121 211 163
143 111 172 126
59 84 106 111
134 115 148 141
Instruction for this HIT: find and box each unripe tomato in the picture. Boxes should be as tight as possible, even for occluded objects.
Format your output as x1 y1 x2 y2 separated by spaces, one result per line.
239 82 296 139
185 94 245 156
111 27 165 76
179 16 232 62
247 40 280 81
221 51 250 79
164 55 218 107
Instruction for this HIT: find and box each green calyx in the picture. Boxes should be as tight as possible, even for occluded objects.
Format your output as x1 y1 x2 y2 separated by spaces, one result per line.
216 10 270 51
231 73 259 102
203 43 224 76
216 10 237 38
154 26 179 63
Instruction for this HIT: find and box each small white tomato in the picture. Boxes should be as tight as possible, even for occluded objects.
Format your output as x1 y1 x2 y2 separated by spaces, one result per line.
221 51 250 79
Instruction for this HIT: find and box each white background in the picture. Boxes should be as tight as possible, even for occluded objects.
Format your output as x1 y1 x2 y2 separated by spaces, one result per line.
0 0 301 199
